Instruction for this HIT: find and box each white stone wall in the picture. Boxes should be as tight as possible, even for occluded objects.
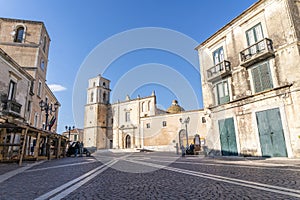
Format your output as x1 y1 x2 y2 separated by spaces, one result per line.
111 95 156 149
141 110 207 152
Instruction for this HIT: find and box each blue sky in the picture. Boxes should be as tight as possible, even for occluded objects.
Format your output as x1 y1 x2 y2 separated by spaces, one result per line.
0 0 257 133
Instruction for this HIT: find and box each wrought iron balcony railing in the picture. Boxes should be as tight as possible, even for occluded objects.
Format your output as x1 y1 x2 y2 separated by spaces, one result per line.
207 60 231 82
240 38 274 67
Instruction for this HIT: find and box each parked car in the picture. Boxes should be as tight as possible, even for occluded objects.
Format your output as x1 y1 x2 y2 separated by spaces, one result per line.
66 142 91 157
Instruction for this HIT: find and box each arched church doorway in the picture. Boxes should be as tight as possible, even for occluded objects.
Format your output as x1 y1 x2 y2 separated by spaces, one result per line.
179 129 186 148
125 135 131 148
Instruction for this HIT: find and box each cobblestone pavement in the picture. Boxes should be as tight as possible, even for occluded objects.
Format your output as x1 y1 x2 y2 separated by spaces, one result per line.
0 152 300 200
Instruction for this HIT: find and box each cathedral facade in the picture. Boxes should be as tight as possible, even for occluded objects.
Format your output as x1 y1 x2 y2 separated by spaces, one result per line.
83 74 207 152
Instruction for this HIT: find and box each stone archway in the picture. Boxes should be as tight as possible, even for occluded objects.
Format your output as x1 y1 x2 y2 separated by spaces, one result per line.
125 135 131 149
178 129 186 148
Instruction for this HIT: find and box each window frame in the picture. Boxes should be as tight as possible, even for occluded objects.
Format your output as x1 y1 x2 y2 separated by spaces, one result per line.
213 46 224 65
8 80 16 100
14 26 25 43
215 79 230 105
246 23 264 46
125 112 130 122
40 59 45 71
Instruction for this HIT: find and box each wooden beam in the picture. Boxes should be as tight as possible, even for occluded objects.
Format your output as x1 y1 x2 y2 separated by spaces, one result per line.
34 132 41 160
19 128 28 166
56 137 61 159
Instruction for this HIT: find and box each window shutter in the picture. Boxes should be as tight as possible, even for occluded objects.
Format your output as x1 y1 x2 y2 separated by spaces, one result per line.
252 62 273 93
252 66 262 92
260 63 273 90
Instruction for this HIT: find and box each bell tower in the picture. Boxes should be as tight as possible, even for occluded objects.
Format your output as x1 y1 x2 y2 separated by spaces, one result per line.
83 74 111 149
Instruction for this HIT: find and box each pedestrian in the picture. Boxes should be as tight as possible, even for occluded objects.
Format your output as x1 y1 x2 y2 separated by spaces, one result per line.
74 141 80 157
190 143 195 155
181 144 185 157
79 141 83 157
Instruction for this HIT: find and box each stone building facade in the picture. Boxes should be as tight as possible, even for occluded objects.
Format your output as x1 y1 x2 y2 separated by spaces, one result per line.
0 18 64 162
0 17 59 131
83 75 207 152
195 0 300 157
0 48 33 122
62 128 84 143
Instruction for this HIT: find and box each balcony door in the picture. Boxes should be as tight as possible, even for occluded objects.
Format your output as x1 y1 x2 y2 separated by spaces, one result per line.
246 23 264 55
213 47 224 72
216 80 229 105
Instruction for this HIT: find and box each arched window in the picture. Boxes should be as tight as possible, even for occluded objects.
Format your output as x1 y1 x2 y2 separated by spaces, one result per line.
90 92 94 103
103 92 106 103
43 36 47 52
14 27 24 43
141 102 145 112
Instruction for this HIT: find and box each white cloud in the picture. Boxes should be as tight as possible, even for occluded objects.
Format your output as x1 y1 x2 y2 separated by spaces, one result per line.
48 84 67 92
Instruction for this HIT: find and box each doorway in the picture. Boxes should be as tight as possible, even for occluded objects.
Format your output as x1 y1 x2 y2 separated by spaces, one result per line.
218 118 238 156
125 135 131 149
256 108 287 157
178 129 186 148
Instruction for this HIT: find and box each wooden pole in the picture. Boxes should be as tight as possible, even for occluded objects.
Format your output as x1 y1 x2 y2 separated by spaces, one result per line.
19 128 28 166
34 132 41 160
56 136 61 159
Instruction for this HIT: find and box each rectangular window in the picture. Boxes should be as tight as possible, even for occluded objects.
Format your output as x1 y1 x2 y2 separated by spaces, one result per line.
216 80 230 105
27 101 31 112
162 121 167 127
8 80 16 100
40 59 45 71
74 134 78 141
146 123 150 128
125 112 130 122
251 62 273 93
37 81 42 97
30 81 34 95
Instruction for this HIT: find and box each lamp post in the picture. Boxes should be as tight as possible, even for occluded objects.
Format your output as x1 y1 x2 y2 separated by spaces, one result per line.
65 126 75 141
179 117 190 148
39 99 59 131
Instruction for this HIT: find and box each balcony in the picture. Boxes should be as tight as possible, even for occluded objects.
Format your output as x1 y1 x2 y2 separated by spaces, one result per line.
1 99 22 116
240 38 274 67
7 100 22 114
206 60 231 82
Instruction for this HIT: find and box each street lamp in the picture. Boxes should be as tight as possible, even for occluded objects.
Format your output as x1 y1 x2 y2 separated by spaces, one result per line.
39 99 59 131
65 126 75 141
179 117 190 148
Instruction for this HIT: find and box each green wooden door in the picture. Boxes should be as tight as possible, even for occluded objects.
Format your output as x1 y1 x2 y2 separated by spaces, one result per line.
256 108 287 157
218 118 238 156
